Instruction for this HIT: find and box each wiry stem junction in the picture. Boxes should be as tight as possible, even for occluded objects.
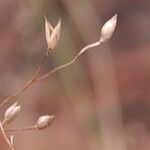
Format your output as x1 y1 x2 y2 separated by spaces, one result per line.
0 41 101 108
0 50 49 108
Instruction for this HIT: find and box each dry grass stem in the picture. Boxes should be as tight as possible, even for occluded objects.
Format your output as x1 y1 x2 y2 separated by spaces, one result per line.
0 14 118 150
5 126 36 132
0 50 49 108
0 41 101 108
0 122 14 150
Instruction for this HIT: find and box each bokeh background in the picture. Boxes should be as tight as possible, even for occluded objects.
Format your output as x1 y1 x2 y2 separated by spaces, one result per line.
0 0 150 149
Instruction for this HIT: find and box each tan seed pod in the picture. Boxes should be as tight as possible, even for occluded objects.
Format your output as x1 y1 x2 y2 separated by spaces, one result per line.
48 18 61 50
100 14 117 43
35 115 55 130
3 102 21 125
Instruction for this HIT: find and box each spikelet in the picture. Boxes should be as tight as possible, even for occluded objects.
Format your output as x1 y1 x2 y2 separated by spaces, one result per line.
45 16 54 44
44 17 61 50
100 14 117 42
3 102 21 125
35 115 55 130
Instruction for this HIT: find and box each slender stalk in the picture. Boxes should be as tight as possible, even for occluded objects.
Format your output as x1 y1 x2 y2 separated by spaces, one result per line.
0 50 49 108
0 122 14 150
33 50 49 79
5 126 36 132
37 41 100 82
0 41 100 108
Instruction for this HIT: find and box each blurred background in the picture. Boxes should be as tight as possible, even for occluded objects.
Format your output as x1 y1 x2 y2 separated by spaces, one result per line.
0 0 150 149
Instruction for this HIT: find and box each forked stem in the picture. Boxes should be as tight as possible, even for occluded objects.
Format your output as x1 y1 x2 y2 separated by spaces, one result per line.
37 41 100 82
0 50 49 108
0 122 14 150
0 41 101 108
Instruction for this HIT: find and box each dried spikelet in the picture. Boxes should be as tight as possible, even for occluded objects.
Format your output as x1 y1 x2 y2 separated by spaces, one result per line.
35 115 55 130
100 14 117 43
48 18 61 50
3 102 21 125
10 135 14 146
45 16 54 44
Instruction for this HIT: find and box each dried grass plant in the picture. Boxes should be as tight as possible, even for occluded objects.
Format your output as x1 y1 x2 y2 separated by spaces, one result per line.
0 14 117 150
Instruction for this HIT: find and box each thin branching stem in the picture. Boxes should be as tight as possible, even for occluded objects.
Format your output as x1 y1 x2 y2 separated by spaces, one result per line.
33 50 49 79
5 126 36 132
0 41 100 108
0 50 49 108
0 122 14 150
37 41 100 82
